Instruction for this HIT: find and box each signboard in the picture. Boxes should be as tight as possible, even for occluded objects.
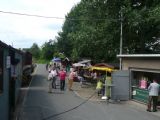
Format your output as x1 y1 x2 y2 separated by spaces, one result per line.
132 87 149 103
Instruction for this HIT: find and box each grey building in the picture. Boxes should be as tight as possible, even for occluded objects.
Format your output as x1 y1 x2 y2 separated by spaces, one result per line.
0 41 23 120
117 54 160 104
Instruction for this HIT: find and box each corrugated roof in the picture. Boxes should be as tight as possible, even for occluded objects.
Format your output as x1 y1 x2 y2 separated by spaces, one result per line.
0 40 9 48
117 54 160 58
78 60 91 64
0 40 23 54
94 63 114 69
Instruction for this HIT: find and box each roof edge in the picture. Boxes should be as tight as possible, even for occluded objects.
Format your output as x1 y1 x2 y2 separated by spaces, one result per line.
117 54 160 58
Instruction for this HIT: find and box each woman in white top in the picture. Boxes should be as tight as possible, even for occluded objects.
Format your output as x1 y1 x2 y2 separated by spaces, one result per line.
48 68 58 93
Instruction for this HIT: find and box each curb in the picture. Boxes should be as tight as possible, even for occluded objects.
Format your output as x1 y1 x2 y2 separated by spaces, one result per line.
14 65 38 120
22 64 38 106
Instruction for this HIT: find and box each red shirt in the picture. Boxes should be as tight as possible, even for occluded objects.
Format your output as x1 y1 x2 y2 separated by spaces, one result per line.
59 71 66 80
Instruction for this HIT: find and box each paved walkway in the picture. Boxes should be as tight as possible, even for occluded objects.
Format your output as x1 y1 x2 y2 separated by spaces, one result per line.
72 81 160 117
13 65 160 119
72 82 101 101
14 80 160 119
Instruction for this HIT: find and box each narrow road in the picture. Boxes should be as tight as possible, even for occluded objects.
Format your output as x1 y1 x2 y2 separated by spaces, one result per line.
17 64 160 120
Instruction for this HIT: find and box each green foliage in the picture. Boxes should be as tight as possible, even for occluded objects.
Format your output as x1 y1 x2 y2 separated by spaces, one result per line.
36 59 50 64
56 0 122 62
33 0 160 63
123 0 160 53
29 43 41 60
53 52 66 60
41 39 55 60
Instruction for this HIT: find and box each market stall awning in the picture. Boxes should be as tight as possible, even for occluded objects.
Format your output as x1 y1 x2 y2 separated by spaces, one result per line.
52 57 61 62
73 63 85 67
90 66 115 72
94 63 114 69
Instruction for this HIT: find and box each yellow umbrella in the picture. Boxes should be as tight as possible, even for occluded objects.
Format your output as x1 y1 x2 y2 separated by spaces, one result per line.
90 66 114 72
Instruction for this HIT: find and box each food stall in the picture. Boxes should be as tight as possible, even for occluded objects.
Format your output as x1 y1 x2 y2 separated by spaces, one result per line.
117 54 160 105
131 71 160 103
90 65 116 99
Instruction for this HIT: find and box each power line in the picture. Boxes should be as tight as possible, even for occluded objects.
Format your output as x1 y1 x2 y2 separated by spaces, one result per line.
0 10 65 19
0 10 118 21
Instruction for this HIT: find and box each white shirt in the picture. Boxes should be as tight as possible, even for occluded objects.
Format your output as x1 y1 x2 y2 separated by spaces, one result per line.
93 72 97 79
148 82 160 96
51 70 57 77
48 73 53 80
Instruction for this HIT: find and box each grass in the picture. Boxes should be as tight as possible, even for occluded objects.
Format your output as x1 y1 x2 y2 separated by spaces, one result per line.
34 58 50 64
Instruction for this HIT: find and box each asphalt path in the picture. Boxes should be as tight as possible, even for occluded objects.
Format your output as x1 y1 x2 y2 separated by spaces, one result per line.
18 64 160 120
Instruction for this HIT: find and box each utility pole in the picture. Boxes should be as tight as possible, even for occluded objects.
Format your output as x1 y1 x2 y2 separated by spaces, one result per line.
119 7 123 70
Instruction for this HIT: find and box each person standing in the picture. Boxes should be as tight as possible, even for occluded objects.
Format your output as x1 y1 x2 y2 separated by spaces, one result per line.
93 70 97 80
59 68 66 91
78 69 85 87
147 79 160 112
51 68 58 89
48 71 53 93
68 68 75 91
96 79 103 96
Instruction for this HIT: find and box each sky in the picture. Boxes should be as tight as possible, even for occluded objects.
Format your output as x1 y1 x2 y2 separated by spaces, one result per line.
0 0 80 48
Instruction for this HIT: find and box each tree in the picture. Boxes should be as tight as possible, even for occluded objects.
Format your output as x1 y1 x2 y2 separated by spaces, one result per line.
29 43 41 60
122 0 160 53
54 0 160 63
41 39 56 60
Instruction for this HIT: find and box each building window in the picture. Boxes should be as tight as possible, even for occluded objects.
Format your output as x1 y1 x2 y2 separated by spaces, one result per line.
0 49 3 93
132 71 160 89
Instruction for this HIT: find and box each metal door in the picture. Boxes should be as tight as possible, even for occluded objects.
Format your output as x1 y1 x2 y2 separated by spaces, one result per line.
9 50 16 118
111 70 130 100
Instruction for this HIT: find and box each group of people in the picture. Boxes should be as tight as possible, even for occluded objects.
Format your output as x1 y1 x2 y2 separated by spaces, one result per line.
77 68 107 96
47 65 66 92
46 62 160 112
76 68 99 86
46 63 77 92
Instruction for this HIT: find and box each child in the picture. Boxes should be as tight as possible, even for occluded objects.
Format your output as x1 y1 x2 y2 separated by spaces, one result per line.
96 79 103 96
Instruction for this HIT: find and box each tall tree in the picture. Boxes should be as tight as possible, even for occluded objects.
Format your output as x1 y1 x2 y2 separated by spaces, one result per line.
29 43 41 59
41 39 56 60
54 0 160 62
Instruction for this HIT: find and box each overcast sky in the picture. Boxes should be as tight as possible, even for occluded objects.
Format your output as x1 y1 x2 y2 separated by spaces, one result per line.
0 0 80 48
